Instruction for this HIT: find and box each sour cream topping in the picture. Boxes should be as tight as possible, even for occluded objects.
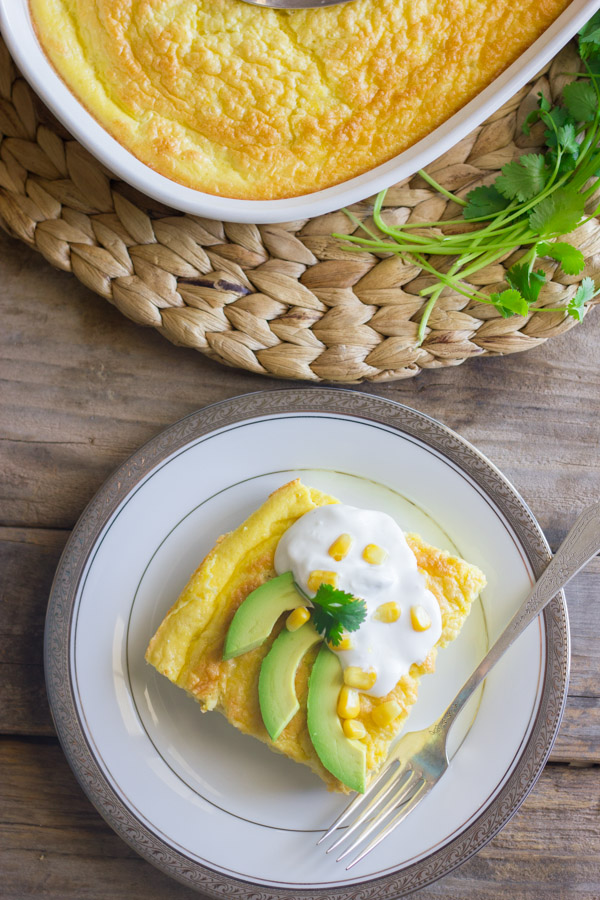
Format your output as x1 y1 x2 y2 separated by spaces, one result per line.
274 503 442 697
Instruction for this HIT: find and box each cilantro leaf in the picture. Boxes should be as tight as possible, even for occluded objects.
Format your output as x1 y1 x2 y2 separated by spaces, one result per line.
580 9 600 39
545 146 578 178
522 92 551 135
567 300 585 323
505 264 546 303
528 189 585 236
541 105 573 142
563 81 597 123
579 11 600 59
556 123 580 157
489 289 530 318
463 184 510 220
540 107 578 162
585 55 600 75
537 241 585 275
581 25 600 46
567 277 597 321
522 111 539 137
495 155 547 202
311 584 367 646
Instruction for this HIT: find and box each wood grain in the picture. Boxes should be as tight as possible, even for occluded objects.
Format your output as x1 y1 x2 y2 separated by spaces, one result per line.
2 225 599 898
2 227 600 540
0 528 66 736
1 738 598 900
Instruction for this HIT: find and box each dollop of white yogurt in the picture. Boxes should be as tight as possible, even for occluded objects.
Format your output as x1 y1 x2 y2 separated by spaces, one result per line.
274 503 442 697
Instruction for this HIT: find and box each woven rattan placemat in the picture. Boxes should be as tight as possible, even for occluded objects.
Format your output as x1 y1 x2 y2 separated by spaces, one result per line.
1 37 598 383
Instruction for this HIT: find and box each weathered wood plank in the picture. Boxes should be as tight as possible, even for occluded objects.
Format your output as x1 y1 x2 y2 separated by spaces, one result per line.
0 528 66 735
1 738 598 900
0 229 284 530
1 227 600 540
1 527 598 761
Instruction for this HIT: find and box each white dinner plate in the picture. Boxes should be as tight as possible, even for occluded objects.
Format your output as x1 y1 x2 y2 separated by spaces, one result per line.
44 389 569 897
2 1 600 222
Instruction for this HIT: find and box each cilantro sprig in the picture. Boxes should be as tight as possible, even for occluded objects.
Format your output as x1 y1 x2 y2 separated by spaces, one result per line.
335 12 600 343
311 583 367 646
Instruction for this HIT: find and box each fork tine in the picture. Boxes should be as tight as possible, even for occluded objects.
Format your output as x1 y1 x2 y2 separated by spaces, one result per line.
335 773 424 862
326 765 414 854
316 760 401 846
344 778 430 870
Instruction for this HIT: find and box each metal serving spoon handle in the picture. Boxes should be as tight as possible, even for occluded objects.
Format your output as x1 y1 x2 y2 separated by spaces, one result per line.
238 0 356 8
437 500 600 733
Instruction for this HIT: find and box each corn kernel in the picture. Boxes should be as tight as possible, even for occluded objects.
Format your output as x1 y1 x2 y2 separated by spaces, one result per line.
362 544 388 565
307 570 338 592
285 606 310 632
371 700 402 728
328 533 353 561
337 685 360 719
373 601 401 623
328 634 354 651
342 719 367 740
410 604 432 631
343 666 377 690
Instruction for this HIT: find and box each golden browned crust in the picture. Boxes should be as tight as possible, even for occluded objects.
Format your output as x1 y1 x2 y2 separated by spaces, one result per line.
30 0 570 200
145 479 486 792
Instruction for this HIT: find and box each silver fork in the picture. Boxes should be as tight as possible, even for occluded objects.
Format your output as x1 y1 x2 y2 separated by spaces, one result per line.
319 500 600 869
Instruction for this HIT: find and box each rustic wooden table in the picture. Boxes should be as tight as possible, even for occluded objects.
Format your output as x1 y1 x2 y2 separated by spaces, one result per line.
1 223 599 900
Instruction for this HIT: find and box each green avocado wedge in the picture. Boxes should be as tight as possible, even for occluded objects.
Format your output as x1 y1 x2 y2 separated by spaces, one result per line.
259 621 322 741
307 645 367 794
223 571 306 660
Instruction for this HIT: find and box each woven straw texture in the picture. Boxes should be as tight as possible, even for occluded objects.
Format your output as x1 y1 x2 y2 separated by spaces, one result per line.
1 37 599 383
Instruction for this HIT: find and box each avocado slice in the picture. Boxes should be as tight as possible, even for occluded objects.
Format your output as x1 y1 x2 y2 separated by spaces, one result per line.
307 645 367 793
223 571 306 660
259 622 321 741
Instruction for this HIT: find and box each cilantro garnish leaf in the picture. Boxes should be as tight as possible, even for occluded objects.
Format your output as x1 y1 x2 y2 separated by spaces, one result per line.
522 111 539 137
537 241 585 275
463 184 510 220
522 92 551 135
528 189 585 236
311 584 367 646
489 289 530 318
568 277 597 320
546 146 579 178
556 123 580 158
585 55 600 74
563 81 597 123
579 11 600 59
541 105 573 145
505 264 546 303
496 155 547 202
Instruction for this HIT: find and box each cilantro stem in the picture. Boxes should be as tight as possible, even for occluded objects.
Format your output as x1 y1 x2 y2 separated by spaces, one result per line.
335 233 530 256
342 208 381 242
417 169 468 206
417 284 444 343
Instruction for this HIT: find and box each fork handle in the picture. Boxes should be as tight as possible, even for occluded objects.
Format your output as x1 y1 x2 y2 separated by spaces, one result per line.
436 501 600 735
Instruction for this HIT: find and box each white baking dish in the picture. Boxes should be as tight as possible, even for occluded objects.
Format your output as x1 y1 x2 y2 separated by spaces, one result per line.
1 0 600 224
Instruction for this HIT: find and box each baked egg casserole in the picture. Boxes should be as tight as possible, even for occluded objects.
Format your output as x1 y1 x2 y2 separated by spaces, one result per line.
145 479 486 793
30 0 570 200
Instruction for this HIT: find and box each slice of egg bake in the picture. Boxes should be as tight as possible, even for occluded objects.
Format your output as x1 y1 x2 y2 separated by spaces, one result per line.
145 479 486 793
30 0 570 200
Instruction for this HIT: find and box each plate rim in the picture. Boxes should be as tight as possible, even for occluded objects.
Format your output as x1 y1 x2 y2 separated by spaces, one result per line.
44 388 571 898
